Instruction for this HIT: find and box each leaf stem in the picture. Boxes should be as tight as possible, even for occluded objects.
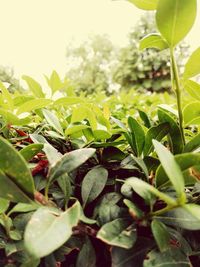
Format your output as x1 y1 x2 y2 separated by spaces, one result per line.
170 48 185 145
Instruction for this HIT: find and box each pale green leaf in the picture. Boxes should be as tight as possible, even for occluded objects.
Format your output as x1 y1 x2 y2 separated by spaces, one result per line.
140 33 168 51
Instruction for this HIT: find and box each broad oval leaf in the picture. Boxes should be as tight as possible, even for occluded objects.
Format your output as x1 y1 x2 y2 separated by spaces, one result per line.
153 140 185 202
183 101 200 125
0 136 35 196
151 220 170 252
184 80 200 101
20 144 43 162
24 201 80 258
43 109 64 135
156 0 197 46
156 204 200 230
97 218 137 249
17 99 52 115
184 47 200 79
128 0 158 10
0 170 32 203
48 148 96 184
143 122 170 156
140 33 168 51
81 166 108 207
22 75 45 98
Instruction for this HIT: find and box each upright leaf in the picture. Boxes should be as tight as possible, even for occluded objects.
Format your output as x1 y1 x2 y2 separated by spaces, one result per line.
156 0 197 46
184 47 200 79
151 220 170 252
81 166 108 207
24 201 80 258
0 136 35 196
42 109 64 135
22 75 44 98
153 140 185 202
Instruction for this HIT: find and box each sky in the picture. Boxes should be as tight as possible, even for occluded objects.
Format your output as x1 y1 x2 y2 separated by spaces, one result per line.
0 0 199 83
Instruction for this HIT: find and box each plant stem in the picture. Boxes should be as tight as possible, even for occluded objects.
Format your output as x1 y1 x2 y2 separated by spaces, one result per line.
170 48 185 145
149 204 178 217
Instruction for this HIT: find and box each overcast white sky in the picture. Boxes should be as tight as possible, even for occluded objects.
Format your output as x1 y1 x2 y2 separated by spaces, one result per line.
0 0 199 82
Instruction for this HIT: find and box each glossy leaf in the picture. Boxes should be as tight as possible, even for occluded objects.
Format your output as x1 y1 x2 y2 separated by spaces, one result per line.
0 136 35 196
156 204 200 230
125 177 176 206
158 108 184 154
82 166 108 207
20 144 43 161
24 201 80 258
156 153 200 188
151 220 170 252
128 0 158 10
48 148 96 184
127 116 145 156
22 75 44 98
97 218 136 249
43 109 64 135
0 170 32 203
143 122 170 156
17 98 52 115
156 0 197 46
153 140 185 201
140 33 168 51
183 101 200 125
184 47 200 79
184 80 200 101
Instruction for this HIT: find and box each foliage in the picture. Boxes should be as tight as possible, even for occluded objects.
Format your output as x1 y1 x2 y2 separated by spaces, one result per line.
0 66 23 93
113 13 190 93
0 0 200 266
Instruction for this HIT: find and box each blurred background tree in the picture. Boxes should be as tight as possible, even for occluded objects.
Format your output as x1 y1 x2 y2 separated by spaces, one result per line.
65 13 190 95
0 66 23 93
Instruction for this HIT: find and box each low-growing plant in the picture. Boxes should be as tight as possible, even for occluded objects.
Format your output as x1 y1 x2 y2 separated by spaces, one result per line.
1 0 200 266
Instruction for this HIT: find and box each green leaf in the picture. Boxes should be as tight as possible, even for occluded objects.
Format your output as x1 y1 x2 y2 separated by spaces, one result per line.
76 237 96 267
140 33 168 51
65 124 90 136
17 99 52 115
125 177 176 206
82 166 108 207
20 144 43 161
158 108 184 154
156 0 197 46
20 258 40 267
43 109 64 135
156 153 200 188
143 248 191 267
97 218 137 249
0 170 32 203
0 81 14 110
0 136 35 196
24 201 80 258
54 97 84 106
184 80 200 101
151 220 170 252
7 202 39 216
128 0 158 10
183 101 200 125
184 47 200 79
127 116 145 156
143 122 170 156
153 140 185 202
0 198 9 213
124 199 144 220
93 129 112 140
156 204 200 230
184 132 200 152
111 237 153 267
0 108 31 125
45 70 63 94
48 148 96 185
22 75 44 98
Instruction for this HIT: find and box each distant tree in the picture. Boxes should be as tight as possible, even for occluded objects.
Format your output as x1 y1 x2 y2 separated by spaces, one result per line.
113 13 189 93
0 66 22 93
65 34 118 95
